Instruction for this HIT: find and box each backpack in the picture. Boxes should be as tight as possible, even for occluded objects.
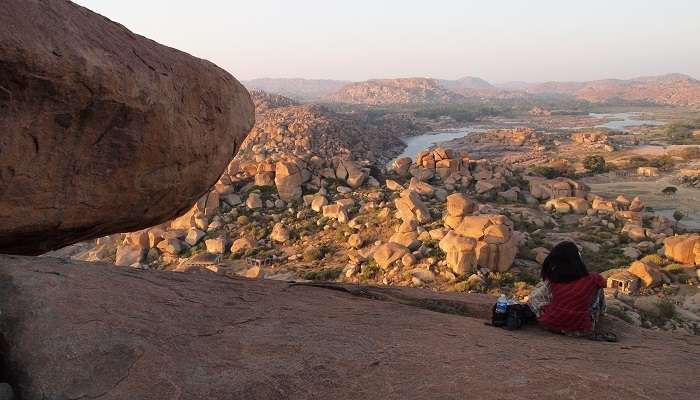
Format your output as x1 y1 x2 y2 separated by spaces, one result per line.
490 303 536 330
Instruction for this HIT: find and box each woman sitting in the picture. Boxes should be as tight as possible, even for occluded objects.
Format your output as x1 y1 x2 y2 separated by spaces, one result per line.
527 241 614 340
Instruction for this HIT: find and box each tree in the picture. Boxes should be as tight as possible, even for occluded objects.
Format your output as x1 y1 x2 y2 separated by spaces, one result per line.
583 155 606 174
673 209 685 227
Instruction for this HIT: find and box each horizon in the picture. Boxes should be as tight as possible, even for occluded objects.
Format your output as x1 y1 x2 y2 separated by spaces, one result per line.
73 0 700 83
244 72 698 85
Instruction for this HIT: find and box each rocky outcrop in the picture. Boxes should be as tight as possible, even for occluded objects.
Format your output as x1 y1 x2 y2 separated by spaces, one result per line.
0 0 254 255
528 177 590 200
664 234 700 265
513 73 700 108
327 78 466 105
1 255 698 400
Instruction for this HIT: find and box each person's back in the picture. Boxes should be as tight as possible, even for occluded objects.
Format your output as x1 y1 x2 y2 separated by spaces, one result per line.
538 272 605 333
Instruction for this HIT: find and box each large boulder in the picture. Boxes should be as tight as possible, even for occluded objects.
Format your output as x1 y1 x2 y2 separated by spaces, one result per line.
628 261 663 287
450 215 517 272
0 0 254 255
394 190 431 224
664 234 700 265
274 161 304 201
438 231 477 276
373 242 410 269
0 256 698 399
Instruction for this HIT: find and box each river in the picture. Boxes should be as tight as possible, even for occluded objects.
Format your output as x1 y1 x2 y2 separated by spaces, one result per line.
391 127 486 162
590 112 666 132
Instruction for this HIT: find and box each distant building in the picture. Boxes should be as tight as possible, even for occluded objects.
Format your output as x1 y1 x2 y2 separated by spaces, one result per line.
607 271 640 295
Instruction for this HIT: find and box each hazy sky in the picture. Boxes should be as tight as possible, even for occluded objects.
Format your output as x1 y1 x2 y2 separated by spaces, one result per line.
74 0 700 83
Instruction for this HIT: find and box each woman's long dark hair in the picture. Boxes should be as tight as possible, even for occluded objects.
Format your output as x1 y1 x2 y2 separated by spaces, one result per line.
541 241 589 283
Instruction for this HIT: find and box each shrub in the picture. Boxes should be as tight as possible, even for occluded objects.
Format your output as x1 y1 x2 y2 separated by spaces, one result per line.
656 299 677 321
360 261 381 280
304 267 342 281
673 209 685 222
531 166 562 179
488 272 514 288
303 246 327 262
516 270 541 286
607 307 634 324
583 155 607 173
639 254 664 266
452 281 469 292
663 263 685 274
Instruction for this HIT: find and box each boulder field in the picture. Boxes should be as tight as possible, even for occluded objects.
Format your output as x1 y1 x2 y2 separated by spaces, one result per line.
0 0 254 255
0 255 698 400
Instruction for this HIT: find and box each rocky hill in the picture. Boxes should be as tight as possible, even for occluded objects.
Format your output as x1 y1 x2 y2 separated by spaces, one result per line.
250 90 299 113
237 102 404 164
438 76 505 97
502 74 700 107
244 78 349 101
327 78 467 105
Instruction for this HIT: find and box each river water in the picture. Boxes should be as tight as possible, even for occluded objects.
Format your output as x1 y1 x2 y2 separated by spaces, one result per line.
391 112 665 163
391 127 486 162
590 112 665 132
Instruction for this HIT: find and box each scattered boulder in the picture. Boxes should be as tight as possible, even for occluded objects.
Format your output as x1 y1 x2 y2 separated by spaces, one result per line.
395 190 431 224
231 238 255 254
544 197 589 214
204 237 228 255
157 239 183 256
184 229 205 247
373 242 410 269
336 160 367 189
386 179 404 191
628 261 663 287
446 193 475 218
274 161 304 201
270 223 290 243
392 157 412 176
246 193 263 210
348 234 363 249
439 231 477 276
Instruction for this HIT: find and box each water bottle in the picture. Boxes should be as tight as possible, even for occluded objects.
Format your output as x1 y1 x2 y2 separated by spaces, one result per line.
495 294 508 314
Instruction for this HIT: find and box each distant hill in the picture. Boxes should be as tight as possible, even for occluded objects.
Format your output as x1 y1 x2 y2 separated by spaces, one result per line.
244 78 349 101
438 76 495 92
327 78 467 105
248 74 700 108
249 90 298 113
497 74 700 107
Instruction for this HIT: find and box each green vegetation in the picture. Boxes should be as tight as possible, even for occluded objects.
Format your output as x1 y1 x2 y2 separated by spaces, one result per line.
583 155 607 174
360 261 381 281
665 120 700 144
663 263 685 274
488 271 515 288
670 146 700 160
639 254 664 266
421 239 443 258
531 165 565 179
607 307 635 324
413 103 506 122
303 246 328 262
304 267 343 281
673 209 685 223
640 298 678 327
627 155 676 171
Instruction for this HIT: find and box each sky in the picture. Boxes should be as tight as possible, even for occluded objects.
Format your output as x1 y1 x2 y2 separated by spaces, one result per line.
74 0 700 83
